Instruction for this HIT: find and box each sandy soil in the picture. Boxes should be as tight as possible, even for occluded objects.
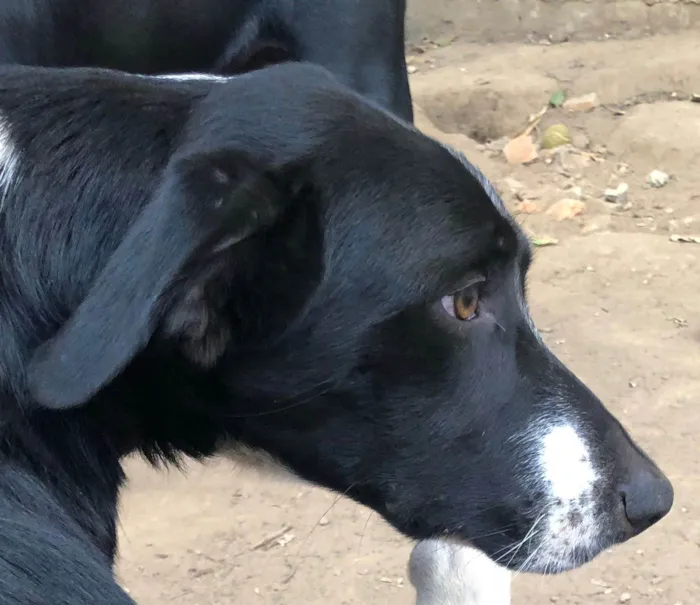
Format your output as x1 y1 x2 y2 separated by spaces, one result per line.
116 33 700 605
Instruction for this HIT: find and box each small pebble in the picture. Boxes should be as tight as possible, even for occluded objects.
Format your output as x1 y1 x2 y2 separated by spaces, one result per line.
572 132 590 149
604 182 629 203
620 592 631 603
504 177 525 192
563 92 600 112
567 185 584 200
647 170 669 188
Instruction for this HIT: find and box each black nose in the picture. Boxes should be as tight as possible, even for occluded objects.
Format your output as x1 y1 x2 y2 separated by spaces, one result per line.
619 466 674 534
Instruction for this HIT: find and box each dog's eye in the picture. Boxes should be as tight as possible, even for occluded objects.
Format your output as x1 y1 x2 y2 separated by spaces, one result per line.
441 286 479 321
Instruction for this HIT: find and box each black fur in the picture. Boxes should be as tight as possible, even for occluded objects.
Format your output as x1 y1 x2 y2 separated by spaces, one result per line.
0 0 413 121
0 63 672 603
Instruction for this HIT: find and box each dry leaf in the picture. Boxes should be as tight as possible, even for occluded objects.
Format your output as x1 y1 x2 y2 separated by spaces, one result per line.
546 199 586 221
504 134 538 165
516 200 540 214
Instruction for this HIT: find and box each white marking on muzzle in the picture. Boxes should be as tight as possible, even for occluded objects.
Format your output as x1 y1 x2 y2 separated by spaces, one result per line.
529 422 602 572
541 424 597 501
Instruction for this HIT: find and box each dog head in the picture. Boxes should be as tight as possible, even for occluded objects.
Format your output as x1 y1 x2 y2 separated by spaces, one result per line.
27 63 672 573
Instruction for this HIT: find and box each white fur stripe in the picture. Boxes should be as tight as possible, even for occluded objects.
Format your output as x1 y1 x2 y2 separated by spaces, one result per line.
145 73 230 83
0 115 19 212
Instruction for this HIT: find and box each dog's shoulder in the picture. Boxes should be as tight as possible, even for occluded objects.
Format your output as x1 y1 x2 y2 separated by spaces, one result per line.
0 458 132 603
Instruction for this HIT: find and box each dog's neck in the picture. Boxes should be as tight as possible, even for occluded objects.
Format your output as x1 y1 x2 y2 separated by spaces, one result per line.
0 405 125 561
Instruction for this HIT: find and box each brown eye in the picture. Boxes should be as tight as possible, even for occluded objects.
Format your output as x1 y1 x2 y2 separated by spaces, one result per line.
441 286 480 321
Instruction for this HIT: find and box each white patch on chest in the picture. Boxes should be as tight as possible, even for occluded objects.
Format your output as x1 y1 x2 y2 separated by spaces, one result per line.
409 540 511 605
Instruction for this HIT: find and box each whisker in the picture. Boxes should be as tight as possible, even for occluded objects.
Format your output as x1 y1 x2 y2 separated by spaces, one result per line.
503 515 541 569
513 538 545 580
226 381 336 418
492 511 546 570
285 483 356 580
357 511 374 557
418 523 519 563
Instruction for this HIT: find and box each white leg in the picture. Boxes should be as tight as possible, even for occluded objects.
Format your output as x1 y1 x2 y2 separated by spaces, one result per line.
408 540 512 605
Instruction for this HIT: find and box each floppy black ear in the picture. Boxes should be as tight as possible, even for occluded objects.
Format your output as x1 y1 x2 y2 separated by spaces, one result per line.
28 149 288 410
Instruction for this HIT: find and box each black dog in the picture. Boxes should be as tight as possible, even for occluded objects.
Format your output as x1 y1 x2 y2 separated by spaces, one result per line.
0 0 412 120
0 62 672 603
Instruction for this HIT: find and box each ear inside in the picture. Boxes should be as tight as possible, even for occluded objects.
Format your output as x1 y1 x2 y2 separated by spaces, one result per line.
27 150 288 410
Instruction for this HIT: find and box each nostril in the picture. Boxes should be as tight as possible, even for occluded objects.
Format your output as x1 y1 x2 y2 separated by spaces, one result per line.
646 510 666 528
619 470 674 535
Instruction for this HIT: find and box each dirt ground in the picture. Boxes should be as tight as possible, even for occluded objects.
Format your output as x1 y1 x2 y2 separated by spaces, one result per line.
116 33 700 604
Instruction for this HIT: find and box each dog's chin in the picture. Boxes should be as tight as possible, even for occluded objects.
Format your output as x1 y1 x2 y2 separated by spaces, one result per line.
433 536 600 576
517 525 628 574
448 522 616 575
432 503 619 575
516 549 597 575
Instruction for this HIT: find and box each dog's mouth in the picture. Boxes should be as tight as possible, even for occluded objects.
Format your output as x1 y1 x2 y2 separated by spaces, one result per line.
394 416 672 575
381 494 612 575
468 517 615 574
434 503 622 575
